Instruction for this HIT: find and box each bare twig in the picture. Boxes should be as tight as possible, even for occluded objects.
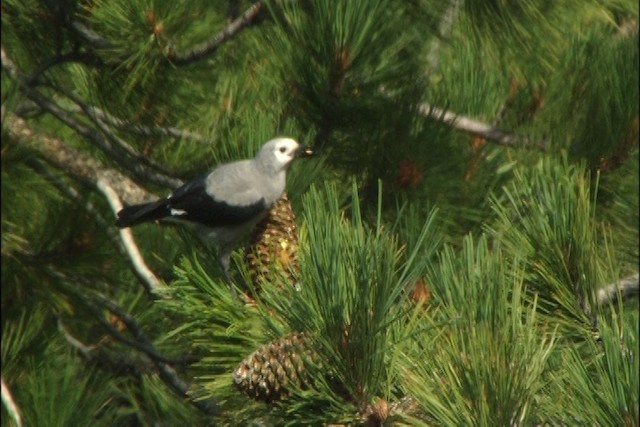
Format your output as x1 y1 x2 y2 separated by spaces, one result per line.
1 377 22 427
597 273 640 306
167 1 264 65
58 315 197 378
69 21 113 49
58 318 96 358
13 101 42 118
25 159 125 249
417 102 548 150
52 279 216 414
227 0 241 22
48 269 218 414
90 310 181 365
97 178 165 294
68 2 264 67
61 332 158 377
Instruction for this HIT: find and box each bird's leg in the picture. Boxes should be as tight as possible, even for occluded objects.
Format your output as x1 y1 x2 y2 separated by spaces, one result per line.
218 248 232 283
218 245 242 299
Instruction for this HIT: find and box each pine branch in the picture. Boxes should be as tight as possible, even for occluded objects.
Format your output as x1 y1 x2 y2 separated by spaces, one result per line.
67 2 264 67
166 1 264 65
24 159 123 249
1 378 22 427
24 159 164 294
226 0 241 21
59 317 202 382
417 101 548 150
59 320 162 377
89 306 182 365
1 46 182 189
2 111 155 204
84 290 219 415
63 102 211 144
57 318 97 358
13 101 42 118
26 51 103 85
5 112 167 295
97 179 165 294
69 21 113 49
597 273 640 306
51 271 220 415
52 85 178 176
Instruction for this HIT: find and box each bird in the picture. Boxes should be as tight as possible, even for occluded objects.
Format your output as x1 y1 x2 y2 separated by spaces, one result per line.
115 137 312 281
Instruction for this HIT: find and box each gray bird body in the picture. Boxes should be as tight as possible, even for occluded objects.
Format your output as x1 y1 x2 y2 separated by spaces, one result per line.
115 137 310 278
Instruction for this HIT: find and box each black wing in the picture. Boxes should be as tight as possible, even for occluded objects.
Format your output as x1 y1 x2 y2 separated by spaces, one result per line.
168 176 267 227
116 174 267 228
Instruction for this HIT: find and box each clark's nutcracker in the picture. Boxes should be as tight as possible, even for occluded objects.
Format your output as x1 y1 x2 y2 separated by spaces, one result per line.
115 137 312 280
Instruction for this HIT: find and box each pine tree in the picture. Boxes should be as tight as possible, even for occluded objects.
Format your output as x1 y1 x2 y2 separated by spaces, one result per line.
2 0 638 425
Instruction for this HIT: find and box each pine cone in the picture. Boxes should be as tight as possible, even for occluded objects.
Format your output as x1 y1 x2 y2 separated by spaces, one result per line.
363 398 389 426
233 333 315 402
244 193 300 290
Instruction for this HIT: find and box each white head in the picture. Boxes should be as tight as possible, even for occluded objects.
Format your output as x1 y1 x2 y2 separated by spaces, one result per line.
255 137 302 174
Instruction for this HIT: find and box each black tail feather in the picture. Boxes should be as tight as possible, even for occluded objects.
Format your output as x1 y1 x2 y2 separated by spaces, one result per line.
115 200 170 228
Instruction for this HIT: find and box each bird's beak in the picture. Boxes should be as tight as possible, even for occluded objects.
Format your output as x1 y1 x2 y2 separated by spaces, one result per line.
296 146 314 158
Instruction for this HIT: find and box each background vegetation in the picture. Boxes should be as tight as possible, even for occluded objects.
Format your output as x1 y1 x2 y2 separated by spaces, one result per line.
2 0 638 425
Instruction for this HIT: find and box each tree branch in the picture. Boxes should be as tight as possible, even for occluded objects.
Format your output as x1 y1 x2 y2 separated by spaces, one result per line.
24 158 165 294
63 102 211 144
3 111 154 204
97 178 166 294
5 113 167 295
26 51 103 85
59 325 160 377
52 86 177 175
68 2 264 67
49 269 219 415
167 1 264 65
1 377 22 427
57 318 97 358
597 273 640 306
89 307 181 365
1 46 182 189
69 21 113 49
417 102 548 150
82 288 219 415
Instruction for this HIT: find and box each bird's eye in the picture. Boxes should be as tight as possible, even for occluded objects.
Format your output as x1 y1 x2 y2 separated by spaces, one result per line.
279 147 287 153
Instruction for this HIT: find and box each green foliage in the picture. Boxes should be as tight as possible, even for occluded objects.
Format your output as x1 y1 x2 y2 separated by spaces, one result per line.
1 309 48 380
163 255 267 394
545 308 639 425
545 23 639 165
262 183 439 415
596 148 639 269
2 0 638 425
158 253 284 425
267 0 426 180
402 236 556 425
487 156 604 330
9 344 121 427
159 183 440 424
1 0 72 69
111 374 203 427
